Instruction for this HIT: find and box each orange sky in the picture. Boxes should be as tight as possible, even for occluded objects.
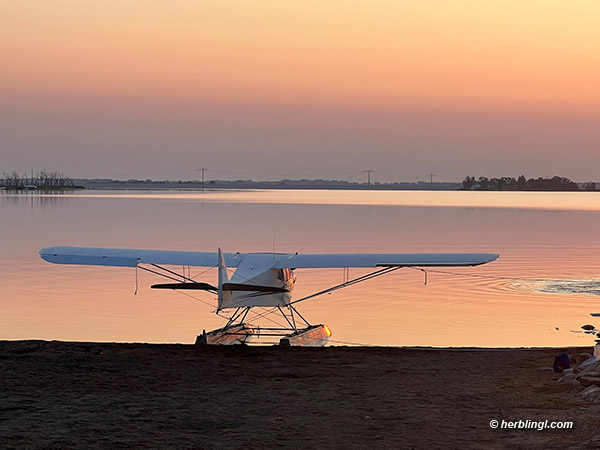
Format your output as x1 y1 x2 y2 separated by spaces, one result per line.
3 0 600 108
2 1 600 180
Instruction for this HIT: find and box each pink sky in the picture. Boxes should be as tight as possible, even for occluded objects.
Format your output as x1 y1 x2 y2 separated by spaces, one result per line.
2 1 599 182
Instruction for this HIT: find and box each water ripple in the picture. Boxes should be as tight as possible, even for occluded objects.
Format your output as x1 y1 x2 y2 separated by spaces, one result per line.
517 279 600 296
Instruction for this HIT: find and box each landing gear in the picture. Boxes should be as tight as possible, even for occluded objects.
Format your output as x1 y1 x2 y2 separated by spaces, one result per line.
195 324 256 345
279 324 332 347
195 304 332 347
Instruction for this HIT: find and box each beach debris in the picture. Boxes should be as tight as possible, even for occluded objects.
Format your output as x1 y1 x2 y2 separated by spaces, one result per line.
576 370 600 379
574 357 599 375
566 352 593 366
553 353 570 372
579 377 600 388
578 324 600 355
557 372 577 385
579 385 600 402
571 358 600 391
557 368 576 384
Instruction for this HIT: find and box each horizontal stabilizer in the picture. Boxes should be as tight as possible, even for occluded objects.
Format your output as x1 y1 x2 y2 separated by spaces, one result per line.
222 283 289 293
151 282 217 291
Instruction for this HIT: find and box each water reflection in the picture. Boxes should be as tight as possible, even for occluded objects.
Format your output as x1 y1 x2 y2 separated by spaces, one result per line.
3 189 600 211
2 190 600 347
0 191 73 210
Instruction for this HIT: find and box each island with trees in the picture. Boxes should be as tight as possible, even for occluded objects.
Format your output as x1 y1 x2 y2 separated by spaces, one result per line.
0 170 82 190
461 175 596 191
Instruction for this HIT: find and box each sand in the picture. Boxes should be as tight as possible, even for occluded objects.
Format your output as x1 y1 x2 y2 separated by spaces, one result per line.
0 341 598 449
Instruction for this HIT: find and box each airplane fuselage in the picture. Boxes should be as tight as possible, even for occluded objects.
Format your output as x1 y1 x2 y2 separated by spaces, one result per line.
221 266 296 309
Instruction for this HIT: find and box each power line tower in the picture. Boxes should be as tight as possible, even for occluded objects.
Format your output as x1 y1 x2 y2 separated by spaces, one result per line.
428 173 437 190
198 168 207 190
364 170 374 186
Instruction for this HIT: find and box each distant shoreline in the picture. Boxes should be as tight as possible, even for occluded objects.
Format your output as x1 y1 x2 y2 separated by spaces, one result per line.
76 179 461 191
72 179 599 191
3 178 598 192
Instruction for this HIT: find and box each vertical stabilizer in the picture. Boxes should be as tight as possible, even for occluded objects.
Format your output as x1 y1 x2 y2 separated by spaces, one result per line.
217 247 229 310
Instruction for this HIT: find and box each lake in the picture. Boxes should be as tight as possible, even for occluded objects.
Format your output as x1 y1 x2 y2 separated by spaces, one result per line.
2 189 600 347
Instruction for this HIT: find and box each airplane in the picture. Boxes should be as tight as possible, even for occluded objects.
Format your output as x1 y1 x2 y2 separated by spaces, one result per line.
39 246 498 346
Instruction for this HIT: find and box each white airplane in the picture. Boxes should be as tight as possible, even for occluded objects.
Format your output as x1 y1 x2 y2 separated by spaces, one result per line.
40 246 498 346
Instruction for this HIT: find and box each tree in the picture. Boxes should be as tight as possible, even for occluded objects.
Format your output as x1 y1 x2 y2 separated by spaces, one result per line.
462 176 475 190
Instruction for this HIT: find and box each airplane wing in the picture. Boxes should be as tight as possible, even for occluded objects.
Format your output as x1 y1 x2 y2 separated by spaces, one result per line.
40 246 498 268
40 246 238 267
271 253 498 268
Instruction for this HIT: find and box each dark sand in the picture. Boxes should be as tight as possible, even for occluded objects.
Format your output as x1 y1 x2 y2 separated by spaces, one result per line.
0 341 598 449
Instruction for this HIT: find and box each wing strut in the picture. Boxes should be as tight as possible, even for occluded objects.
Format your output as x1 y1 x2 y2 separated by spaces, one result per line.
138 263 218 292
289 266 402 306
150 263 198 283
137 265 183 283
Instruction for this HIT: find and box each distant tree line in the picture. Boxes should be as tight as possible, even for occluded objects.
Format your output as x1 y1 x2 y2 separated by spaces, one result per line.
462 175 595 191
76 178 463 190
1 170 76 189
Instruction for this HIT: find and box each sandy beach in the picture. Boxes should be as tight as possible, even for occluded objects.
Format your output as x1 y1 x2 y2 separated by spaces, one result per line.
0 341 598 449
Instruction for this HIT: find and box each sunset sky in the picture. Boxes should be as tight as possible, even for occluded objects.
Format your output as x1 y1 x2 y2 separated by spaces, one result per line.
2 1 599 182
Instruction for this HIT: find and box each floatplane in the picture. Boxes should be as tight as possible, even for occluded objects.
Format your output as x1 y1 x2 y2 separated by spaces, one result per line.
40 246 498 346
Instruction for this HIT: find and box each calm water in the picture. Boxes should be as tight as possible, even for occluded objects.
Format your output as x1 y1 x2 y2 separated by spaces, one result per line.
2 189 600 347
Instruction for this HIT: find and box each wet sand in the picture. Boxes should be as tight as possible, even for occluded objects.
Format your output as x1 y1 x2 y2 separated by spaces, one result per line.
0 341 597 449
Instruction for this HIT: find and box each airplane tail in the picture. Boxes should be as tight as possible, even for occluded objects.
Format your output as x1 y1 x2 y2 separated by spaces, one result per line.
217 247 229 310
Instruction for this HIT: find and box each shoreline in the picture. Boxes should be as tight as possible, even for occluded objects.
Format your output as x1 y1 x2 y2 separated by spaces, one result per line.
2 340 598 448
1 338 595 350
